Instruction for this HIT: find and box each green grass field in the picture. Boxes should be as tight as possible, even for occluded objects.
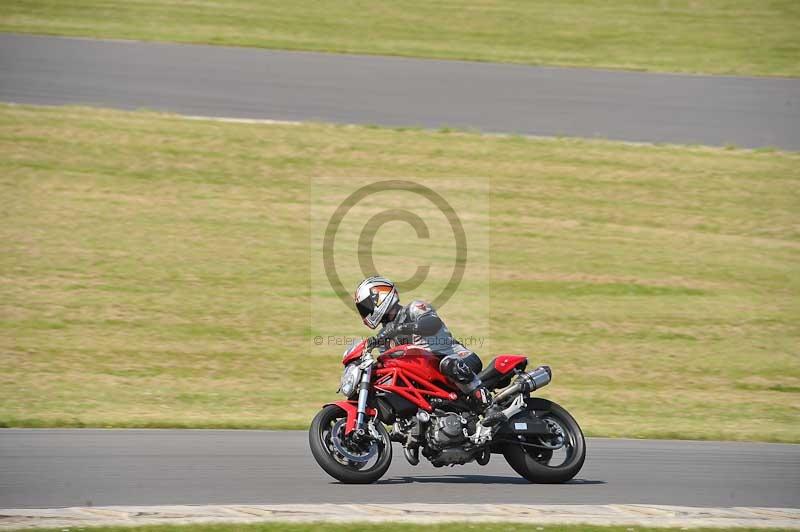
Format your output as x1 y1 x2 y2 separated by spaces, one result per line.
1 1 799 77
9 523 798 532
1 104 798 441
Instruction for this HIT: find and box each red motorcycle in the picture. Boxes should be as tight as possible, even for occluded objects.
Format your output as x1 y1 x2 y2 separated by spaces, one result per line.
309 339 586 484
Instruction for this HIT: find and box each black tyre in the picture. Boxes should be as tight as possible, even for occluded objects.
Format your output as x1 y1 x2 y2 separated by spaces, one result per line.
308 405 392 484
502 399 585 483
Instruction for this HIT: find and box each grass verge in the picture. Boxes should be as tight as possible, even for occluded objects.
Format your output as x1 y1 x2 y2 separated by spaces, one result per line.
0 104 798 441
0 1 799 77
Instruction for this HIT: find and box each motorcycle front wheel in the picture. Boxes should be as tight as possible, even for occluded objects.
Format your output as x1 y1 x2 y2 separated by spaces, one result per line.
308 404 392 484
502 398 586 483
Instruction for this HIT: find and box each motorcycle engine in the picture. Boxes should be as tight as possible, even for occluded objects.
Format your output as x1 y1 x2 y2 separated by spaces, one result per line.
423 412 480 467
429 413 469 448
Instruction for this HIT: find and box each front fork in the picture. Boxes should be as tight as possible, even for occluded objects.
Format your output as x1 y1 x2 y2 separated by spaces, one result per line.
355 359 373 432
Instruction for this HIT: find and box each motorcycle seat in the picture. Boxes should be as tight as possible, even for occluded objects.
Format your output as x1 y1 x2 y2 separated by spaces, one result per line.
478 355 528 390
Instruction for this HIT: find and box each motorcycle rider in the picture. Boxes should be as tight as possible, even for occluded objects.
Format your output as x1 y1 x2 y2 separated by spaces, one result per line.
354 276 490 408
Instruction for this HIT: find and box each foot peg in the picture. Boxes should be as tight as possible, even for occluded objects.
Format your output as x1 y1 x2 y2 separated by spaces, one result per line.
481 409 507 427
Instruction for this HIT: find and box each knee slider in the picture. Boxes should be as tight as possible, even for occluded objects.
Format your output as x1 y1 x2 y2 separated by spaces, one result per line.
440 355 475 383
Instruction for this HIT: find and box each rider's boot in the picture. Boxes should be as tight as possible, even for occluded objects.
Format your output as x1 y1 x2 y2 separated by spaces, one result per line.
440 353 497 416
469 386 491 413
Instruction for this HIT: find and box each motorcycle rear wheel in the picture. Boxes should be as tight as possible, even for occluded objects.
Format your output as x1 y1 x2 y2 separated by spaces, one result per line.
502 399 585 483
309 404 392 484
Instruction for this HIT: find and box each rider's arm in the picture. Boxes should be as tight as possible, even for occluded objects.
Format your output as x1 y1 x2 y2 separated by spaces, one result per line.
412 311 443 336
405 300 443 336
375 303 442 343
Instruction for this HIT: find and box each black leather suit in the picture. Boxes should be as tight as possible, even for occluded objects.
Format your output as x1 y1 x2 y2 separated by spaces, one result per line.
375 300 483 393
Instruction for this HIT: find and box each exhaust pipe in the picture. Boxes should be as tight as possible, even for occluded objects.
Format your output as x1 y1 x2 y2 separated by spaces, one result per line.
493 365 552 403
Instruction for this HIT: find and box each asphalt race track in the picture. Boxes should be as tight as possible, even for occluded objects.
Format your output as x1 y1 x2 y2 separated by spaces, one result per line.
1 33 799 150
1 429 798 509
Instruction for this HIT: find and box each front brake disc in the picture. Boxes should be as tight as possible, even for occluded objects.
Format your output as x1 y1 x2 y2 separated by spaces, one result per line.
331 419 378 463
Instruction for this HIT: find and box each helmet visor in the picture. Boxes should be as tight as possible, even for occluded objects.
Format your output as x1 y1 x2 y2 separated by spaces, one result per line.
356 298 374 319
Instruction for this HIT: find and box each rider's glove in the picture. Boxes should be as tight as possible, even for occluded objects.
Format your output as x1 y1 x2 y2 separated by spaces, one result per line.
365 336 381 351
376 320 414 342
378 321 397 342
367 321 418 352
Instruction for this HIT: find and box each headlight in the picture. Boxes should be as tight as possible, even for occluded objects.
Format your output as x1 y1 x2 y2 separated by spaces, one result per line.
340 363 362 398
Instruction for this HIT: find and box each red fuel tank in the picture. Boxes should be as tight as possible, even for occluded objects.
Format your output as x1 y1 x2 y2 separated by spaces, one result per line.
378 344 451 385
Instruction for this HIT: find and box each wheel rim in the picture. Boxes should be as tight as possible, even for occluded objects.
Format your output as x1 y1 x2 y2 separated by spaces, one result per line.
522 413 576 468
331 420 378 463
319 414 384 471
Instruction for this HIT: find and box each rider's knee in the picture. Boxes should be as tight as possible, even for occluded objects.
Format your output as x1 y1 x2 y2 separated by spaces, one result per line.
460 352 483 374
439 352 481 382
